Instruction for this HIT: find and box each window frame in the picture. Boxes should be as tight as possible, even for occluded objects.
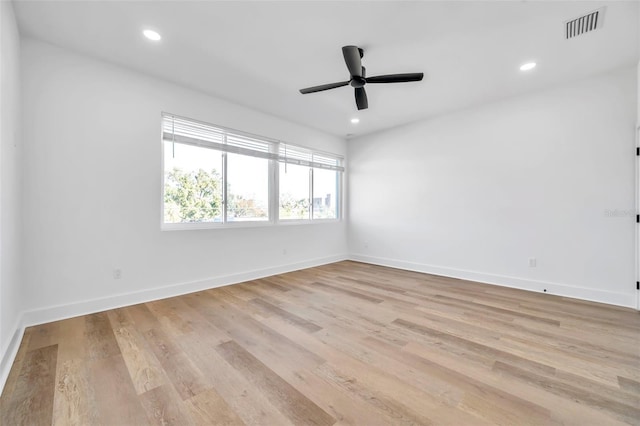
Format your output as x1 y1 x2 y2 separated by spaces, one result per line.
160 113 343 230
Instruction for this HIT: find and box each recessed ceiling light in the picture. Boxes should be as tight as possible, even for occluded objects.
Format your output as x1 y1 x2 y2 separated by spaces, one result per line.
351 118 360 124
520 62 536 71
143 29 162 41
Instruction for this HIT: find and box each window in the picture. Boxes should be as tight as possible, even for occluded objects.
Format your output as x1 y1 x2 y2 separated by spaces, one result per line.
227 153 269 222
277 145 341 221
163 142 223 223
279 163 310 220
162 113 343 229
313 168 339 219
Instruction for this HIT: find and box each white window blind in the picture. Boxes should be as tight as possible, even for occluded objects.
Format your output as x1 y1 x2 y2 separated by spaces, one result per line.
278 144 342 171
162 113 344 172
162 114 272 160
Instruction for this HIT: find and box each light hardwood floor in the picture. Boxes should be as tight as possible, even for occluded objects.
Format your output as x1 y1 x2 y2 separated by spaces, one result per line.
1 261 639 425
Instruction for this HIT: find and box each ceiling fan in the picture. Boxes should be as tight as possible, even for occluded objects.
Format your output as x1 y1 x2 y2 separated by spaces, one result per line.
299 45 424 111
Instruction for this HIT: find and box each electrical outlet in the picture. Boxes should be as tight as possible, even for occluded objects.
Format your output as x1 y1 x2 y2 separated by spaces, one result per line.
282 248 287 255
364 241 369 249
113 268 122 279
528 258 537 268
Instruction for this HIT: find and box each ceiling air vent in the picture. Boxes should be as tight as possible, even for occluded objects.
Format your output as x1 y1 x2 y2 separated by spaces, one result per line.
565 7 605 39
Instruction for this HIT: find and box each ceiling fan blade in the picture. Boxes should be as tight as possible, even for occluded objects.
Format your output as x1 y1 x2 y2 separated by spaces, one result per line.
366 73 424 83
342 46 362 78
355 87 368 110
299 81 349 94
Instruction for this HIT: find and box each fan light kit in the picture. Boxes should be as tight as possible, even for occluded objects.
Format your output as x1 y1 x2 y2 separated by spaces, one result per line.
520 62 536 71
143 29 162 41
300 45 424 110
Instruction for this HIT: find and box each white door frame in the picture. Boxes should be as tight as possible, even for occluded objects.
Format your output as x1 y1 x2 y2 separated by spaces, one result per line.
636 126 639 310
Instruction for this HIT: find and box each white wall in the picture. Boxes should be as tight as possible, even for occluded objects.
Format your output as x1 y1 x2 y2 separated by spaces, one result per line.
20 39 348 324
349 67 637 307
0 0 24 381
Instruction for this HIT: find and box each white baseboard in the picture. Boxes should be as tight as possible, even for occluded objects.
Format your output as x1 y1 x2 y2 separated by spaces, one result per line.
0 253 348 394
349 253 635 309
21 254 349 327
0 318 25 395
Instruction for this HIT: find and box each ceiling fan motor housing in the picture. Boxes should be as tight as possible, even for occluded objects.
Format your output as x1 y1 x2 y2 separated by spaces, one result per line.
350 77 366 88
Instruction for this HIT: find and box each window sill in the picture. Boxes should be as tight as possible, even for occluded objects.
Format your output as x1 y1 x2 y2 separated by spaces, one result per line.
161 218 341 231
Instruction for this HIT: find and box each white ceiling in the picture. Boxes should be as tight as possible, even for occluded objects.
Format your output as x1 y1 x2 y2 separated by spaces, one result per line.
13 1 640 138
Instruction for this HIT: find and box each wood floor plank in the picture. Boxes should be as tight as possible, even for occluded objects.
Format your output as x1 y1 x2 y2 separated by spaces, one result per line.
360 336 557 425
393 317 557 375
498 332 639 386
618 376 640 394
314 361 437 426
311 280 385 303
146 297 197 335
249 298 322 333
177 333 296 426
127 304 162 332
139 384 195 426
27 321 60 351
463 310 639 367
55 316 87 363
184 292 325 370
251 317 413 425
88 354 149 425
216 340 335 426
84 311 121 361
1 260 638 425
403 340 631 426
52 358 98 426
110 321 165 395
267 319 489 425
143 328 211 400
51 317 95 425
493 361 640 424
183 388 246 426
107 307 134 328
2 344 58 426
